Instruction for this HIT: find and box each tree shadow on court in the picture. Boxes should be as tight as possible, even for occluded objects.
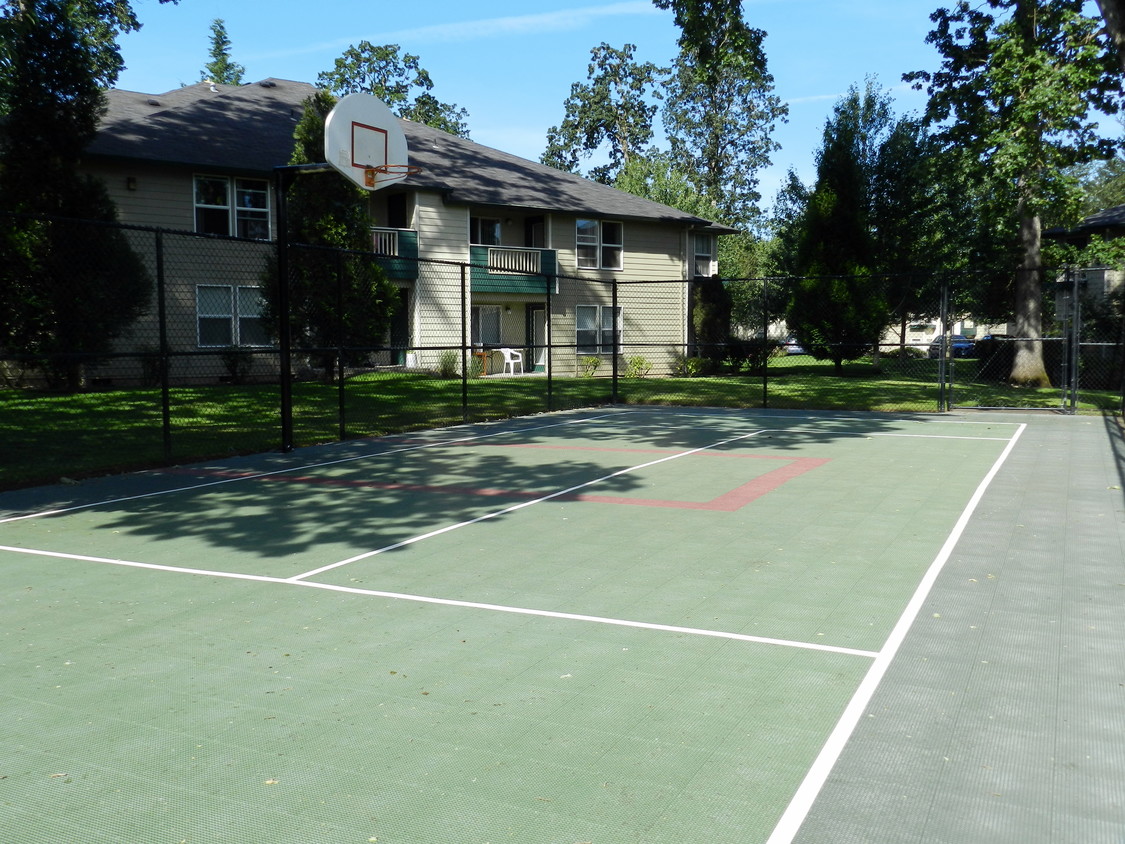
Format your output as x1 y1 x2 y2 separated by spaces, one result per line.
83 441 651 563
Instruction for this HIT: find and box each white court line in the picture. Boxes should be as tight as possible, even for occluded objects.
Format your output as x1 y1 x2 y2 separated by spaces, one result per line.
764 422 1027 844
287 427 771 581
0 543 877 659
0 412 621 526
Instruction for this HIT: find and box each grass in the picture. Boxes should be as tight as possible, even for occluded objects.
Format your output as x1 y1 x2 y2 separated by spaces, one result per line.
2 356 1119 490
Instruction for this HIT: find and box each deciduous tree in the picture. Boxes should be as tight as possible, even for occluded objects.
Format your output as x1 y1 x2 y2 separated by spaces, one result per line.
317 42 469 138
907 0 1121 386
541 43 663 184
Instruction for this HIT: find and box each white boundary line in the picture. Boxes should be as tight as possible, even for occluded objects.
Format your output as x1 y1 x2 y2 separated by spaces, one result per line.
0 543 878 659
764 422 1027 844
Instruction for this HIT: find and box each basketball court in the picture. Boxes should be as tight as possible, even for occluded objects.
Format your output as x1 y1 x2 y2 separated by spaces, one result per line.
4 407 1121 842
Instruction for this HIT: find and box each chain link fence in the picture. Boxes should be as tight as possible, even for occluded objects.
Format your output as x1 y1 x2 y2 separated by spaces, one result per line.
3 215 1123 488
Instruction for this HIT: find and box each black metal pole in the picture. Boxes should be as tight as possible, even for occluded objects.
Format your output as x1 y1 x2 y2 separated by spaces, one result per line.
274 167 294 452
460 263 469 423
611 278 619 404
155 230 172 461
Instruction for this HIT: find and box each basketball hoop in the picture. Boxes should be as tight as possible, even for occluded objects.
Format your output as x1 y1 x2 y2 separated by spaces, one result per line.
364 163 423 188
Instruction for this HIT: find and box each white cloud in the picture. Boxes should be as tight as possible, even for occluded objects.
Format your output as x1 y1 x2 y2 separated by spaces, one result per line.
377 2 662 45
247 2 662 61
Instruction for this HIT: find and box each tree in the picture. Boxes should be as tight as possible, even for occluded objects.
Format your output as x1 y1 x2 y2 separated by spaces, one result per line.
200 18 244 85
317 42 470 138
541 43 663 184
260 91 399 379
657 0 787 228
870 117 954 348
1095 0 1125 71
906 0 1121 386
783 82 895 373
0 0 168 389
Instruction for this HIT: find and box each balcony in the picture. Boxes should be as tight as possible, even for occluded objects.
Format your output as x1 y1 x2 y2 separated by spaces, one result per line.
371 228 418 279
470 245 558 295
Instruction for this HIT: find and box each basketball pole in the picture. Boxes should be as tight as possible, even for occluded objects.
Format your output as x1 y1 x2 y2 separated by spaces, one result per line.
274 162 335 454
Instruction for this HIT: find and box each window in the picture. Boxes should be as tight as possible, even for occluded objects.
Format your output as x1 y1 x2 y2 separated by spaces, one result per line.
693 233 716 278
470 217 502 246
197 285 269 347
471 305 501 346
576 219 623 270
576 304 621 354
194 175 269 238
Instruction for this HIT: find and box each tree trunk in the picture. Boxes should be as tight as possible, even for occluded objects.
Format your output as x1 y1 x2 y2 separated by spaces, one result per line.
1010 210 1050 387
1096 0 1125 73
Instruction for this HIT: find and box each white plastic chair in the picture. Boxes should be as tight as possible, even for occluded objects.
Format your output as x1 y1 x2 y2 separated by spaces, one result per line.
499 347 523 374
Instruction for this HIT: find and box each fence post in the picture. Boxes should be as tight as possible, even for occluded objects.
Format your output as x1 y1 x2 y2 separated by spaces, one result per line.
274 167 294 452
546 275 554 413
155 229 172 461
460 262 469 424
938 278 950 411
336 249 347 439
611 278 619 403
762 279 770 409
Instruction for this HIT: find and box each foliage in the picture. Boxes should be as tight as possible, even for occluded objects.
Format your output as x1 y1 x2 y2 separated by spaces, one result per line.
259 91 399 379
658 0 787 228
200 18 244 85
317 42 470 138
541 43 663 183
780 82 895 373
624 355 652 378
579 355 602 377
691 275 731 363
670 352 708 377
437 350 460 379
219 346 254 383
0 0 162 390
1 184 153 390
906 0 1122 386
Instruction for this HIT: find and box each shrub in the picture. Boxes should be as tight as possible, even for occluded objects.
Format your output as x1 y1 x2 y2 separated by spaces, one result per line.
579 356 601 377
437 350 460 378
624 355 652 378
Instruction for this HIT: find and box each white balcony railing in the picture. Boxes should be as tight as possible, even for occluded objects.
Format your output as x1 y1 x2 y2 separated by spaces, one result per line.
372 228 399 256
488 246 541 275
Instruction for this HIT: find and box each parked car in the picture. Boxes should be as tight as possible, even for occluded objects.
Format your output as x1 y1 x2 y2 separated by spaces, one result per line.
927 334 975 358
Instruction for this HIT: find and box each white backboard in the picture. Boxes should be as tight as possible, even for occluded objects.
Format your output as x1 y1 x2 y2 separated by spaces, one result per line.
323 93 412 191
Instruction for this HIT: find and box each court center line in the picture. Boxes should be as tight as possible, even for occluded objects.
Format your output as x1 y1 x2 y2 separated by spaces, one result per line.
764 422 1027 844
0 543 878 659
286 427 772 582
0 411 622 525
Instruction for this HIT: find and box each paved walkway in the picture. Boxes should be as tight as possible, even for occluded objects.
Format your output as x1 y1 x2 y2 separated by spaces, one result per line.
793 412 1125 844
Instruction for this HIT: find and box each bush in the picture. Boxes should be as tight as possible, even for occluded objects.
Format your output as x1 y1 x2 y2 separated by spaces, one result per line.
624 355 652 378
437 350 460 378
579 356 602 377
671 353 708 377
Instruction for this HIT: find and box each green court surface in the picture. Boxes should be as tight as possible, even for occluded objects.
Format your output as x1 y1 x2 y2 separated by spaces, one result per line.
2 408 1122 843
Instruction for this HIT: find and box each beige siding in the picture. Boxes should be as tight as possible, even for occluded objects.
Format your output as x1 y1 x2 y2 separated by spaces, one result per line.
411 193 469 368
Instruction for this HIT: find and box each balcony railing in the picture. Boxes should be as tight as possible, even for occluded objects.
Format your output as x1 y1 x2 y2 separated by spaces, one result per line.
486 246 541 275
469 245 557 294
371 227 418 279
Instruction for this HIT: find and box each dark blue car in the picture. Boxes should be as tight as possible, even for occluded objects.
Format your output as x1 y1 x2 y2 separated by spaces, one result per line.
927 334 975 358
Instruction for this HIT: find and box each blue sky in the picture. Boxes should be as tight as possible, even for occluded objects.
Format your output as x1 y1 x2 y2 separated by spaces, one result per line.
116 0 949 207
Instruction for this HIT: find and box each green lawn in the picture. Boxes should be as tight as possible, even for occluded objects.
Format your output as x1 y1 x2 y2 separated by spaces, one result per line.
2 358 1118 490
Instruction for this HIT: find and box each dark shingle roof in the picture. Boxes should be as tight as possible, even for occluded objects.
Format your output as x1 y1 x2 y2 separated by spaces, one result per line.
1043 203 1125 244
88 78 733 232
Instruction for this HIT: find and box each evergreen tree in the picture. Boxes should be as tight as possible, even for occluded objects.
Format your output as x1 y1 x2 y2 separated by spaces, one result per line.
200 18 244 85
260 91 399 379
